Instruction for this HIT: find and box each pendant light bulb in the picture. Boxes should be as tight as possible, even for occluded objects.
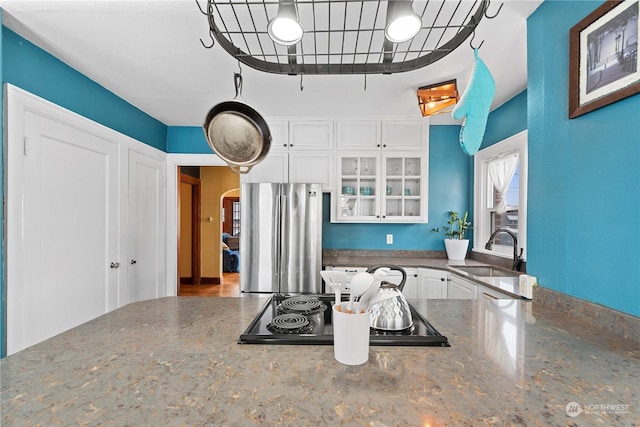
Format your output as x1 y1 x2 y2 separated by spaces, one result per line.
268 1 303 46
385 1 422 43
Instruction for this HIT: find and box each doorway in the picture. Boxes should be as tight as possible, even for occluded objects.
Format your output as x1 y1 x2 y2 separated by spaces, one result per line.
174 162 240 296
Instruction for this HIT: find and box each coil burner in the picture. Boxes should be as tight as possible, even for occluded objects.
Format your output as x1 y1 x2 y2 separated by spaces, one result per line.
267 313 315 334
277 295 327 315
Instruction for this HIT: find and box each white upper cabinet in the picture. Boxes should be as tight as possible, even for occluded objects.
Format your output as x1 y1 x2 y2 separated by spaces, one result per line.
266 120 289 152
289 120 334 150
381 120 428 151
336 119 428 152
335 120 382 151
243 119 334 190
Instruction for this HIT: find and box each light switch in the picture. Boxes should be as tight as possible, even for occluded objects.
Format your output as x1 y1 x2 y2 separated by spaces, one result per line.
386 234 393 244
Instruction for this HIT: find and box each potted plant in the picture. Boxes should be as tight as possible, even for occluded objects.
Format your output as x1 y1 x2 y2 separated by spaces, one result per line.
432 211 472 260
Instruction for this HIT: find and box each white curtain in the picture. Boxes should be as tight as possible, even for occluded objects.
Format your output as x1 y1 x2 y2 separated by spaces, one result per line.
488 153 519 213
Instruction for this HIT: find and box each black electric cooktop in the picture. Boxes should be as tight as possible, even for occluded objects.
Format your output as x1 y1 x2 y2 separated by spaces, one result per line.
238 294 450 346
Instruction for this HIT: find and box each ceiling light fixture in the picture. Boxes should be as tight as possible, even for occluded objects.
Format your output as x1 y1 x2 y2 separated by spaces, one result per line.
385 1 422 43
268 0 303 46
417 80 459 116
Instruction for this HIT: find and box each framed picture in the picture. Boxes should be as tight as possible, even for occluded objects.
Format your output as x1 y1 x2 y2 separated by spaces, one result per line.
569 0 640 118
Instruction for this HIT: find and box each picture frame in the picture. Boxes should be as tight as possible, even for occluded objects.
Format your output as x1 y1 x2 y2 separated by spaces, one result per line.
569 0 640 118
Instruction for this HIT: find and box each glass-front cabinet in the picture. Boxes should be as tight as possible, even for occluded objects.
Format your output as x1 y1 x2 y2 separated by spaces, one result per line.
335 155 380 220
333 152 426 223
383 156 423 221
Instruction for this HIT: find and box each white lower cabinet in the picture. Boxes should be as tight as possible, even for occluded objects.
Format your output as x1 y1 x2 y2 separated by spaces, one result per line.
448 275 479 299
398 268 419 298
418 268 448 299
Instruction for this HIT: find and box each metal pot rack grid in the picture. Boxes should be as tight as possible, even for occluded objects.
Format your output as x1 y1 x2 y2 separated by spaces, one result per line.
196 0 501 75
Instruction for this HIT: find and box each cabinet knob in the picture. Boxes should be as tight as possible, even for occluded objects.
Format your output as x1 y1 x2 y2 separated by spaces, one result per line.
283 144 288 147
382 215 386 218
440 277 445 281
383 144 387 148
376 144 381 148
290 144 293 147
110 262 120 269
130 259 137 265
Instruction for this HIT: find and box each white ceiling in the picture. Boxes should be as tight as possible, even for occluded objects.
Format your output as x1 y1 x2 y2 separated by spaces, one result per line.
0 0 542 126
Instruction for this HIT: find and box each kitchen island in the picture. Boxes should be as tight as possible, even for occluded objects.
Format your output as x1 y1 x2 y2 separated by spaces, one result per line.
1 297 638 426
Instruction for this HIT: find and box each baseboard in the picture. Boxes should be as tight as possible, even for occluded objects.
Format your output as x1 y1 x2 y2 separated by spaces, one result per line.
180 277 220 285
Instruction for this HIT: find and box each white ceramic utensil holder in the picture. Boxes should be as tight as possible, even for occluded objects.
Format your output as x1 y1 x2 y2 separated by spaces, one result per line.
332 303 370 365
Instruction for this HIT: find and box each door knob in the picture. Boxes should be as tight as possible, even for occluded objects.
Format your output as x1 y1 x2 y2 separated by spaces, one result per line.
110 262 120 269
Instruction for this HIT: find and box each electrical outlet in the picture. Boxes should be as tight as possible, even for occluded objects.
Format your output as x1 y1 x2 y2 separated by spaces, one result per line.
386 234 393 245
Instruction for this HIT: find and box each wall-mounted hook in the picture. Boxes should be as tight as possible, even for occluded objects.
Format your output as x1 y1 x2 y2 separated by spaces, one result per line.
484 1 504 19
469 30 484 50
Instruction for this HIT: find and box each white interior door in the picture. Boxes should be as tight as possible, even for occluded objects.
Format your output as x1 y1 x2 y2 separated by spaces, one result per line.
127 150 166 303
7 109 119 354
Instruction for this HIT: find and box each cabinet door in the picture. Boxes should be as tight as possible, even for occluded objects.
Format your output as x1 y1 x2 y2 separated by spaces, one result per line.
382 154 427 222
289 151 334 191
418 268 448 299
332 153 380 222
381 120 428 150
336 120 381 151
241 152 288 183
289 120 334 150
266 119 289 152
448 275 478 299
398 268 419 299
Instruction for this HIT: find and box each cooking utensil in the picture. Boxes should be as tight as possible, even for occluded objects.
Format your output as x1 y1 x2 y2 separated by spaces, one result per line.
320 270 347 305
347 272 374 313
203 73 271 174
366 265 413 331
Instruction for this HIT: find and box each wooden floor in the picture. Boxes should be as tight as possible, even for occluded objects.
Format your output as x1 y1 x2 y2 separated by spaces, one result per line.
179 273 240 297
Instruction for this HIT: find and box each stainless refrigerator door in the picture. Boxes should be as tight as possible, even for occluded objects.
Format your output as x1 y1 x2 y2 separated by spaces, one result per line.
240 183 282 293
279 183 323 294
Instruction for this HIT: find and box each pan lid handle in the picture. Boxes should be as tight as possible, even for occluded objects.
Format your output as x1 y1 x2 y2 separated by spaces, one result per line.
234 73 243 99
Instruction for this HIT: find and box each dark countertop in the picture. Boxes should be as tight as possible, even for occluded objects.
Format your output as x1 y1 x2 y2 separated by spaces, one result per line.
2 297 639 426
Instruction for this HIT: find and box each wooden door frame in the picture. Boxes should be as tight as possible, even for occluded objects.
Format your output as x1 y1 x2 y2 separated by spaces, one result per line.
178 171 202 289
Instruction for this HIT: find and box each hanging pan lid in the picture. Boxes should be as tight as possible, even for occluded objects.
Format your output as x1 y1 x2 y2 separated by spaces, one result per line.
203 73 271 174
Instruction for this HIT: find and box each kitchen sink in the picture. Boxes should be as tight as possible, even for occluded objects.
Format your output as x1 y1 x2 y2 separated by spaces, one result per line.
449 266 520 278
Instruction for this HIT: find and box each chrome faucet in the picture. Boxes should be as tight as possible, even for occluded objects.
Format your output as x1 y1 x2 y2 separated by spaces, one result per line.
484 228 524 271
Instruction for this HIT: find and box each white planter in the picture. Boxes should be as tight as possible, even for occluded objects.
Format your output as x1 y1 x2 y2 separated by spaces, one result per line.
444 239 469 261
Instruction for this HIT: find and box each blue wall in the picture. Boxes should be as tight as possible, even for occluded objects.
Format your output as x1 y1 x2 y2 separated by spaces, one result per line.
482 90 528 147
167 124 472 250
2 28 167 150
167 126 211 153
528 1 640 317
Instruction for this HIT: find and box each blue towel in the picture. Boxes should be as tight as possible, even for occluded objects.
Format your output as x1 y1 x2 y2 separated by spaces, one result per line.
452 49 496 156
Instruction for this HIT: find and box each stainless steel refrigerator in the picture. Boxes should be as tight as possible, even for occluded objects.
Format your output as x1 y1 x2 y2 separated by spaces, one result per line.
240 183 323 294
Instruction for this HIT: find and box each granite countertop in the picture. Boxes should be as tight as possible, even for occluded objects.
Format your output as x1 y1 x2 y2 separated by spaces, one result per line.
2 297 639 425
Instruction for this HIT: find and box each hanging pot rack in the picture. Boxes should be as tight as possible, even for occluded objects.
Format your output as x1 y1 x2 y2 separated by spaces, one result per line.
196 0 502 75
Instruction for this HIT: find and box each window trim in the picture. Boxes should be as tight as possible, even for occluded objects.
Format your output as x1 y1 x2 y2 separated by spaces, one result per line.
473 130 528 260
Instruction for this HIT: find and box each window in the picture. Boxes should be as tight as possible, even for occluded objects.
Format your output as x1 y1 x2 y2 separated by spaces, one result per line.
474 131 528 259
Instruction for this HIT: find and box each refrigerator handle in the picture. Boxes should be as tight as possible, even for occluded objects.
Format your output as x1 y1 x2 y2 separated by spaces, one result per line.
274 192 282 291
